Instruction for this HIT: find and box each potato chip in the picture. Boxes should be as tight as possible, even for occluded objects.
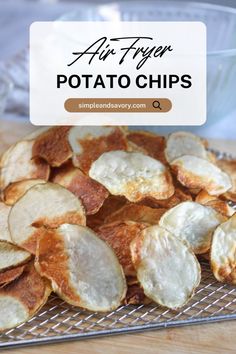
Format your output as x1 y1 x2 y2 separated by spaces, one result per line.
68 126 127 173
9 183 86 254
52 163 109 215
0 262 51 331
3 179 46 206
35 224 126 311
0 202 11 242
159 201 226 254
130 225 201 309
0 140 50 190
124 284 151 305
0 265 25 287
127 130 166 164
211 214 236 284
217 159 236 202
86 195 127 231
0 241 31 271
98 221 146 276
32 127 72 167
105 204 166 225
195 190 234 217
171 155 232 196
89 151 174 202
165 131 207 163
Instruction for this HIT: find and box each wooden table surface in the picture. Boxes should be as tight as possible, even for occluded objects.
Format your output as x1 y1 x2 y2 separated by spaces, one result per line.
1 119 236 354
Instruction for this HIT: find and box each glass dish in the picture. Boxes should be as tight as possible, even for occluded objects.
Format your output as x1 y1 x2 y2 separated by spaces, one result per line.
60 0 236 124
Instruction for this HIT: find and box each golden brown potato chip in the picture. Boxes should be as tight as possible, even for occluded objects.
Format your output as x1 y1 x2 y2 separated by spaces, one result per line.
195 190 234 217
0 140 50 190
130 225 201 309
171 155 232 196
0 202 11 242
3 179 46 206
35 224 126 311
32 127 72 167
86 195 127 231
0 265 25 287
98 221 146 277
124 284 151 305
141 187 192 209
165 131 207 163
217 159 236 202
90 151 174 202
159 201 226 254
0 261 51 331
69 126 128 173
127 130 166 164
105 204 166 225
211 214 236 284
9 183 86 254
52 163 109 215
0 241 31 271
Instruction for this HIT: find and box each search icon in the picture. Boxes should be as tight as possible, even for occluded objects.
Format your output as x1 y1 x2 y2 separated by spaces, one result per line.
152 100 162 110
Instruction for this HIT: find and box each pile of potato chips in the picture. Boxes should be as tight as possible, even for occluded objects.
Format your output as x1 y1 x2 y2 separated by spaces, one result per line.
0 127 236 331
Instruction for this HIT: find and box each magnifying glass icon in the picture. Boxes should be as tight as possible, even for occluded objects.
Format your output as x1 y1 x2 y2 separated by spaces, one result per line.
152 100 162 110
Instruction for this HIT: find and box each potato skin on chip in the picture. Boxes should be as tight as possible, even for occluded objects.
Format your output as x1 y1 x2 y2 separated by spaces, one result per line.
35 224 126 311
0 265 25 287
52 163 109 215
89 151 174 202
0 140 50 190
32 127 72 167
9 183 86 254
127 130 166 164
0 202 11 242
130 225 201 309
159 201 226 254
171 155 232 196
105 204 166 225
0 241 31 271
0 262 51 331
3 179 46 206
98 221 146 276
165 131 207 163
211 214 236 284
69 127 127 173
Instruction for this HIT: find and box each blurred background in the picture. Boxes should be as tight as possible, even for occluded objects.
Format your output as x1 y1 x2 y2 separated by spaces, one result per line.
0 0 236 139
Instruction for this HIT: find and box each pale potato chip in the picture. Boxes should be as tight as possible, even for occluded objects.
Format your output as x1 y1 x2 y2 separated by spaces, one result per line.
211 214 236 284
0 262 51 331
86 195 127 231
3 179 46 206
0 242 31 271
0 265 25 287
195 190 234 217
98 221 146 276
9 183 86 254
32 127 72 167
130 225 201 309
35 224 126 311
89 151 174 202
165 131 207 163
105 204 166 225
0 202 11 242
171 155 232 196
159 201 226 254
217 159 236 202
127 130 166 164
0 140 50 190
52 163 109 215
68 126 127 173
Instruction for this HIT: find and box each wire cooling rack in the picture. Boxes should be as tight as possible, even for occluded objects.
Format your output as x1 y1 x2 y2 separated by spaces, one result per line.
0 260 236 349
